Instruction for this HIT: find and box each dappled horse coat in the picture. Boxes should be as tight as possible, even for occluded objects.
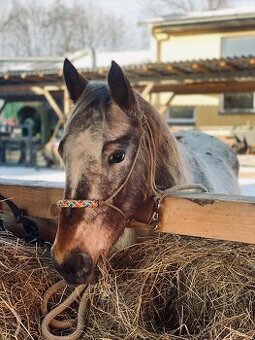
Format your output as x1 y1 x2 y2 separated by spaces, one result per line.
51 59 240 285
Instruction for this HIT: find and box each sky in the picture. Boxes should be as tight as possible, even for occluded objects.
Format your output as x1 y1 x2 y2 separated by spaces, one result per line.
97 0 140 18
41 0 255 26
83 0 255 18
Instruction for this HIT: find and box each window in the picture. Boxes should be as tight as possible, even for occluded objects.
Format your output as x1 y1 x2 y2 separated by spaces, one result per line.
222 92 254 112
222 36 255 58
221 35 255 112
167 107 195 125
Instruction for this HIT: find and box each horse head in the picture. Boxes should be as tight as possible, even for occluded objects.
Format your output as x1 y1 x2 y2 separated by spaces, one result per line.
52 59 182 285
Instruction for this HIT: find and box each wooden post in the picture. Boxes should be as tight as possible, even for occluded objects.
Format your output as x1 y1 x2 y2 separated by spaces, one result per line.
141 82 154 99
159 92 176 122
43 88 66 123
63 87 70 117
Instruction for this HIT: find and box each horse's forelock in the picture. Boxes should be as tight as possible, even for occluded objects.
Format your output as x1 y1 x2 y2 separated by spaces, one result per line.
66 81 110 132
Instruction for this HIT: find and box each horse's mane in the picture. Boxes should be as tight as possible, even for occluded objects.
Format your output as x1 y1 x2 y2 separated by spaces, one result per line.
136 94 187 189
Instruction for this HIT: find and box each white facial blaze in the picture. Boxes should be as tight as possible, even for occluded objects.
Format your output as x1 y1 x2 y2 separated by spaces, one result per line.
65 128 103 199
55 100 142 266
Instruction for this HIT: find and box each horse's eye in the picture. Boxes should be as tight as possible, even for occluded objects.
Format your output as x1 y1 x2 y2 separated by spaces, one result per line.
109 151 125 164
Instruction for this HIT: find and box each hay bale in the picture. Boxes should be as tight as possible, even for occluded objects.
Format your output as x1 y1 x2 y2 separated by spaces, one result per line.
0 232 59 339
86 234 255 339
1 232 255 339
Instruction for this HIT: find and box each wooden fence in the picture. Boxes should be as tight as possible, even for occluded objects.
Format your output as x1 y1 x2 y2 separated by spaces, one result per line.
1 179 255 245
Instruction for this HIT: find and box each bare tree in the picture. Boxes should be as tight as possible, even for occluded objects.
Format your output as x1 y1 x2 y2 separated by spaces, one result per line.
207 0 228 10
0 0 132 57
141 0 229 18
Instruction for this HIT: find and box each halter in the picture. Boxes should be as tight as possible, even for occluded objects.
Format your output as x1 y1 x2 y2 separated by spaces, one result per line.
57 116 148 221
57 115 208 229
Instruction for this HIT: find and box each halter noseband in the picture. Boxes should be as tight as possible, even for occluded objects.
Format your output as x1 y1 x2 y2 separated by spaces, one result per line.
57 199 100 209
57 116 148 221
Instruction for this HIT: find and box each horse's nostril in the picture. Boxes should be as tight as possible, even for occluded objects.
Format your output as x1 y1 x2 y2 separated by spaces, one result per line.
52 250 93 284
75 252 92 278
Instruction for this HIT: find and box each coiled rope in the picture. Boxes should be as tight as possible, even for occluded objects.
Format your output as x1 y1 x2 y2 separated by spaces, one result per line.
41 280 90 340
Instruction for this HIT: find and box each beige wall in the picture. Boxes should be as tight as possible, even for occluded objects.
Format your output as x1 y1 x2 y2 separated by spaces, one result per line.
161 33 220 61
154 30 255 62
196 105 255 127
150 93 255 127
152 29 255 127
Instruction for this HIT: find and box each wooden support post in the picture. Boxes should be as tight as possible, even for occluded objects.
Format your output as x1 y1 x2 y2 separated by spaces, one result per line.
159 92 175 115
31 86 66 123
159 92 176 122
141 82 154 99
43 88 66 123
63 87 70 117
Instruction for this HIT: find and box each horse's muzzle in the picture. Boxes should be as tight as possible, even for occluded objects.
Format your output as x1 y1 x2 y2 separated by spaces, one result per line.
52 249 93 285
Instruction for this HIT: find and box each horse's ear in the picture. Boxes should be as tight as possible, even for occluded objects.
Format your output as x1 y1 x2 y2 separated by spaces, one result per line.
63 58 88 103
108 60 136 112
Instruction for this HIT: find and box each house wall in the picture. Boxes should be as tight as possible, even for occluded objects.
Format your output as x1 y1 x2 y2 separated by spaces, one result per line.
155 30 255 62
153 29 255 127
160 33 220 61
196 103 255 127
153 93 255 127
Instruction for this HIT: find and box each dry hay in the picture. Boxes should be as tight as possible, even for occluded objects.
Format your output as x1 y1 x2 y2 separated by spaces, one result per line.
87 234 255 340
1 231 255 339
0 232 59 339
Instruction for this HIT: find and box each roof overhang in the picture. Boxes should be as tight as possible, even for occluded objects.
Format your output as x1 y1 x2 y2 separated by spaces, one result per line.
141 10 255 35
1 56 255 97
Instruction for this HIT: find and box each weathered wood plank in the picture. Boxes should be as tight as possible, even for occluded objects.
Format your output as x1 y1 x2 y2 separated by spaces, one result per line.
159 193 255 244
0 182 63 219
1 181 255 245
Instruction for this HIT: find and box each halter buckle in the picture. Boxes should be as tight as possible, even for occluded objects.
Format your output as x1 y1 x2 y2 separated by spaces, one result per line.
147 197 161 231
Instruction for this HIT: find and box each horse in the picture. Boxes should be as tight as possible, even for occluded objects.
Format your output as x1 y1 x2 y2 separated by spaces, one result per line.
51 59 240 285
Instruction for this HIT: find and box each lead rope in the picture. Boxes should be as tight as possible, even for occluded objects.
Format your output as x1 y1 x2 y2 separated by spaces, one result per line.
41 280 90 340
41 115 208 339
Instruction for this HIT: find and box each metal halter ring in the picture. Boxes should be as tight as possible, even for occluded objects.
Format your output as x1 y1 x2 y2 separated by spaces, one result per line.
147 197 161 231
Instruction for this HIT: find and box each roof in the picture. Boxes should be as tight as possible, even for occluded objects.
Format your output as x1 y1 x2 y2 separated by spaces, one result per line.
0 50 152 74
1 56 255 97
1 55 255 82
141 7 255 31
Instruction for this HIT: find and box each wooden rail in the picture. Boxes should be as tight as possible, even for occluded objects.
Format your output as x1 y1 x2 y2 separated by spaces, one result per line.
0 179 63 220
1 180 255 245
158 192 255 244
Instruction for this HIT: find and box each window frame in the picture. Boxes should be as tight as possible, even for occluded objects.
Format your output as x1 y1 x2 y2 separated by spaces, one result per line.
220 92 255 114
221 35 255 59
167 106 196 125
220 34 255 114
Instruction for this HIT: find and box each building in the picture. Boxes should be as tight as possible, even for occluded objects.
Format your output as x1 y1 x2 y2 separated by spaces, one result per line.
144 7 255 128
0 49 152 165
